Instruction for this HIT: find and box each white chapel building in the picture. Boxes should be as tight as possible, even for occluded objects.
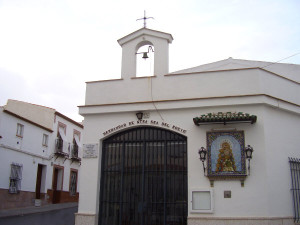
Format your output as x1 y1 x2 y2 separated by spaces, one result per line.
76 27 300 225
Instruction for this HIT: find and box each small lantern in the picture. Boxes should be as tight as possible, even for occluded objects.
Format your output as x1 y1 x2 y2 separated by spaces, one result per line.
198 147 207 175
198 147 207 162
136 112 143 120
245 145 254 175
245 145 254 159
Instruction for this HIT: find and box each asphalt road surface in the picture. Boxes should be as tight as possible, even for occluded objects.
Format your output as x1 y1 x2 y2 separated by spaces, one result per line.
0 205 77 225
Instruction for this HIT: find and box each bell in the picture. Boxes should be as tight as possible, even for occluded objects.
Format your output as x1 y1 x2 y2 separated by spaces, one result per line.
142 52 149 59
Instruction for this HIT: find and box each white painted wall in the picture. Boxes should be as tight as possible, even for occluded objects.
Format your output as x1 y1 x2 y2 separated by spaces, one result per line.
84 69 300 111
78 102 299 220
263 108 300 217
0 102 83 200
77 28 300 225
118 28 172 79
78 73 299 223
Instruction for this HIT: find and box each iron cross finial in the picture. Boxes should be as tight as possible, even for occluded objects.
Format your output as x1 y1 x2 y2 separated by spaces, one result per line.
136 10 154 28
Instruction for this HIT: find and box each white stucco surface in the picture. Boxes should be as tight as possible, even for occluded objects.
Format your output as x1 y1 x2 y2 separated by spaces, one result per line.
118 28 172 79
77 28 300 225
0 101 83 207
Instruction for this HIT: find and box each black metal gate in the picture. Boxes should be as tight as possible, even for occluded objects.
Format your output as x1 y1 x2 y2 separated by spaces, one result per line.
289 157 300 223
99 127 187 225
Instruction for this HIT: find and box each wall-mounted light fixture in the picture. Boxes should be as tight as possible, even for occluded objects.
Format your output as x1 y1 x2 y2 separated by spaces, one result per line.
136 112 144 120
245 145 254 175
198 147 207 175
136 46 154 60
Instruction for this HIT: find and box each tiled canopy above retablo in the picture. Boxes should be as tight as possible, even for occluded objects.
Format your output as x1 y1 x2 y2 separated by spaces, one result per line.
193 112 257 126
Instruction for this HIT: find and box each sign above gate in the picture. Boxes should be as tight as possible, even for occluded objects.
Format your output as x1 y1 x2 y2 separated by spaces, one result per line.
103 120 187 136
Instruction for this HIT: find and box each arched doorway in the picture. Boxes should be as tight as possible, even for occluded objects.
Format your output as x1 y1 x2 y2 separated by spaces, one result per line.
99 127 187 225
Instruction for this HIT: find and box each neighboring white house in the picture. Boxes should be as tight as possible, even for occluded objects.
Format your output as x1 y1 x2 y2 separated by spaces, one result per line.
76 27 300 225
0 99 83 210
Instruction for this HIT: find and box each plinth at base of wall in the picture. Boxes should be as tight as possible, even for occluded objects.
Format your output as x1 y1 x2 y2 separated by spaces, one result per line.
74 215 294 225
75 213 96 225
188 217 294 225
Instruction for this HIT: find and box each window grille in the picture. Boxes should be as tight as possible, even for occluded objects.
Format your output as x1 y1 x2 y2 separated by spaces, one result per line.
72 137 79 158
70 171 77 196
55 134 64 153
289 157 300 223
9 163 23 193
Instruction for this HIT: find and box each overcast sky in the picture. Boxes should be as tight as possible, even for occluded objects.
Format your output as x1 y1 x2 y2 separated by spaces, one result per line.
0 0 299 122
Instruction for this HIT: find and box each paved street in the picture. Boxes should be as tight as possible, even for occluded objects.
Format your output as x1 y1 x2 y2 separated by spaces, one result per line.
0 203 78 225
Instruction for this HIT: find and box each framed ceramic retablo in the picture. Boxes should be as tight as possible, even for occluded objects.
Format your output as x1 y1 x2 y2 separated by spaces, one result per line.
207 131 246 179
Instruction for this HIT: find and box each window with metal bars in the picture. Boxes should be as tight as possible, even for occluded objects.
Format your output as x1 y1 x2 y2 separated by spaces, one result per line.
70 170 78 196
289 157 300 223
99 127 187 225
9 163 23 193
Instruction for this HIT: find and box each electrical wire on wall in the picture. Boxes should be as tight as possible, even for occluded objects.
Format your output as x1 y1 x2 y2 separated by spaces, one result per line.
260 52 300 69
150 76 164 121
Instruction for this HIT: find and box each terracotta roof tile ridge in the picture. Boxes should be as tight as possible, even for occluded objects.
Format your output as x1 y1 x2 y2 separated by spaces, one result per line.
7 99 56 111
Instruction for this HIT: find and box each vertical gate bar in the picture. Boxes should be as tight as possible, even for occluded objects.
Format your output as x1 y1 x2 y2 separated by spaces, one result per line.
105 145 110 225
182 141 185 223
290 158 298 223
115 144 118 225
158 141 161 225
135 143 137 225
138 141 141 225
155 142 158 225
111 144 115 225
183 141 188 224
130 145 132 224
174 142 176 224
134 143 137 225
127 143 130 224
169 141 172 224
173 141 176 222
124 144 127 224
151 143 154 225
289 158 296 222
164 140 167 225
290 160 296 223
294 160 298 223
295 160 299 223
148 144 151 225
145 143 148 225
110 144 114 225
128 144 131 224
298 160 300 223
141 141 146 225
119 142 125 225
184 142 187 224
117 143 120 225
296 160 300 222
